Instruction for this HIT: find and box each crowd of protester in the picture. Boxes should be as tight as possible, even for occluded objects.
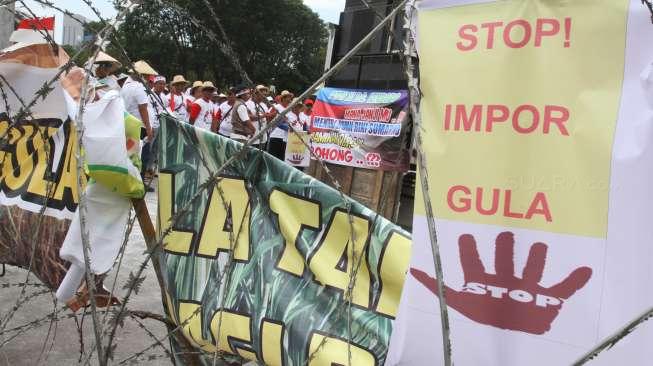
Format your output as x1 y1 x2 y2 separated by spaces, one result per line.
92 52 315 191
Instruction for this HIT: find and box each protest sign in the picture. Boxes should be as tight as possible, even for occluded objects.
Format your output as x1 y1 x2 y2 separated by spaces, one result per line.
158 115 412 365
310 87 410 171
388 0 653 366
388 1 653 365
0 44 80 289
284 131 310 167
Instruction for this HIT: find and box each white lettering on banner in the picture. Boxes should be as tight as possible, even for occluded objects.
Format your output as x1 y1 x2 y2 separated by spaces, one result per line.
463 282 562 307
312 116 402 137
344 107 394 122
327 90 402 104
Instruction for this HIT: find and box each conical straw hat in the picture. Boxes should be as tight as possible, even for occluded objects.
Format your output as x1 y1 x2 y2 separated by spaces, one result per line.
133 60 157 76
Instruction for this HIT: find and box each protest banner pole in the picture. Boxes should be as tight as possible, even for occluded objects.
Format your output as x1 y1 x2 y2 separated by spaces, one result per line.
131 199 165 290
403 1 453 365
131 198 202 366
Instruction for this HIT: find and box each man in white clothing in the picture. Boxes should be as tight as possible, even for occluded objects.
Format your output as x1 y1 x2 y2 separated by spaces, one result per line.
252 86 275 149
189 81 217 131
230 86 256 143
164 75 190 122
267 90 293 160
213 87 236 137
120 74 152 140
299 98 313 129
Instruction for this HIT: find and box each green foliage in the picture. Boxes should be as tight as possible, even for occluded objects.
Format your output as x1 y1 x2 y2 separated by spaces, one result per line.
114 0 328 91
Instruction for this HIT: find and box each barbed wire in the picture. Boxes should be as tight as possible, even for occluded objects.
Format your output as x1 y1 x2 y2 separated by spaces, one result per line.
197 0 252 85
1 0 264 362
5 0 404 364
643 0 653 22
0 1 159 364
4 1 650 366
71 2 146 364
574 306 653 365
0 56 59 340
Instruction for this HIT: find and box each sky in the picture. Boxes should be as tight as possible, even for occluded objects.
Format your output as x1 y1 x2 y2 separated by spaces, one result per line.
18 0 346 43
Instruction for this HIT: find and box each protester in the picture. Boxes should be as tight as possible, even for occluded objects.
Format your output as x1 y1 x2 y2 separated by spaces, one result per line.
187 81 203 101
116 73 129 88
121 61 158 191
120 73 153 143
251 86 275 149
213 87 236 137
268 90 293 160
230 86 256 143
300 98 313 129
140 75 166 181
164 75 190 122
216 93 228 105
189 81 217 131
257 84 271 99
92 51 121 90
152 76 166 102
288 100 306 131
242 87 260 145
147 75 155 90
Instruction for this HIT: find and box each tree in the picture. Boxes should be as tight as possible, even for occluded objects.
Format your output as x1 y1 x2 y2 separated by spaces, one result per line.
113 0 328 92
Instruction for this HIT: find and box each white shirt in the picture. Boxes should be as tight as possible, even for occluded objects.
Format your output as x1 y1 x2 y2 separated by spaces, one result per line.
287 111 303 131
192 98 215 131
147 92 165 129
270 103 289 141
217 101 234 136
245 99 256 114
299 111 311 129
253 102 270 144
235 103 250 122
164 93 189 122
120 77 149 123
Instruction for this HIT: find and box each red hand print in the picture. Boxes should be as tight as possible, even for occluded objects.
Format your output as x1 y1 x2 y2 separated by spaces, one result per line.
411 232 592 335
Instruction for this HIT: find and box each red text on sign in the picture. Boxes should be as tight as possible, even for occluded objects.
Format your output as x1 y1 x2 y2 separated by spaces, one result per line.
457 18 572 51
312 147 354 163
443 104 570 136
447 185 553 222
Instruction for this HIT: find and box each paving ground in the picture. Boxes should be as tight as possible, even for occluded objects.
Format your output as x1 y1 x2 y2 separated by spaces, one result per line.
0 188 173 365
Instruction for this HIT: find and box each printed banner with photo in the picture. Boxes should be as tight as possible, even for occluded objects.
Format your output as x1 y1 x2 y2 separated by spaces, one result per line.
387 1 653 365
0 43 80 289
157 115 412 365
310 87 410 171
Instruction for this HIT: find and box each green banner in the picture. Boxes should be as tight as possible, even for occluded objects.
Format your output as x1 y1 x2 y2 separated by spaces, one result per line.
157 115 412 365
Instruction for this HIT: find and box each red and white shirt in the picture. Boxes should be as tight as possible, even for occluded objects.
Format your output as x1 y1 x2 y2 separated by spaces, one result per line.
287 111 303 131
299 111 311 130
189 98 215 131
164 92 189 122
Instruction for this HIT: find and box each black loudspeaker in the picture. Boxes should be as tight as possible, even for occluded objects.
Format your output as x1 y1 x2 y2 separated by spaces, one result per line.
326 54 407 90
327 0 407 90
334 0 403 57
